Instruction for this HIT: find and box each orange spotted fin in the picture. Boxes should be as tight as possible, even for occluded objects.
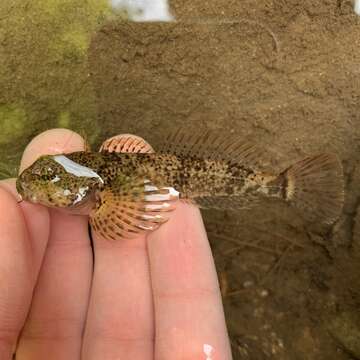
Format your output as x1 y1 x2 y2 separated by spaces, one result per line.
99 134 154 153
90 179 178 240
93 134 177 240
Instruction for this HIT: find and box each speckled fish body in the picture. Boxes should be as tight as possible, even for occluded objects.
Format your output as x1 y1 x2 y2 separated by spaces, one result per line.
16 133 344 240
66 151 273 200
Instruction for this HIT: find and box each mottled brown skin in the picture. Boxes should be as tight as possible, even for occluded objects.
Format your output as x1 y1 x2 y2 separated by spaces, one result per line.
66 151 281 203
17 151 283 213
16 154 100 209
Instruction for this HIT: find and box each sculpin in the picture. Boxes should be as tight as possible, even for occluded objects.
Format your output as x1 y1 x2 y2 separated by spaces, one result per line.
16 132 344 240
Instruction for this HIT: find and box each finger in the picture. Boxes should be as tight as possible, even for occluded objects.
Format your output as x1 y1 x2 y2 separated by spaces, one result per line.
0 179 50 280
147 202 232 360
15 129 93 360
82 233 154 360
19 128 86 172
0 180 49 359
83 133 155 359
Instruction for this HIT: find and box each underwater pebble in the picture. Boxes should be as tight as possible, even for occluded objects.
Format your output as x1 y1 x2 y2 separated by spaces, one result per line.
259 289 269 298
243 280 254 288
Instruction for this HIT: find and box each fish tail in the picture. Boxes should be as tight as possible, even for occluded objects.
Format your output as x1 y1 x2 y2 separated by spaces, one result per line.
279 153 344 224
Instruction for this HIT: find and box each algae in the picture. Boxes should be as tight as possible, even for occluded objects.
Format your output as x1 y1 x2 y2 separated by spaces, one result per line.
57 111 71 128
0 104 27 145
0 0 114 177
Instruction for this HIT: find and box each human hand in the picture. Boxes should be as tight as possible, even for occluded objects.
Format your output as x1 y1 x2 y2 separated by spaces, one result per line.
0 129 232 360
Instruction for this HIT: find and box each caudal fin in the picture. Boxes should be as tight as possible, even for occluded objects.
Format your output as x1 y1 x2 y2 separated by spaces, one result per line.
280 154 344 225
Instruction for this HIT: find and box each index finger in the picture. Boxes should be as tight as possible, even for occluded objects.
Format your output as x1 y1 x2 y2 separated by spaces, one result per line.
147 202 232 360
0 184 49 360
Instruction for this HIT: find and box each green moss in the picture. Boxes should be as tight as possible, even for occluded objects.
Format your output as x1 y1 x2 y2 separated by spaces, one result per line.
32 0 112 25
0 104 27 144
0 0 118 170
87 0 113 21
57 111 71 128
34 0 62 17
45 0 113 60
52 28 90 60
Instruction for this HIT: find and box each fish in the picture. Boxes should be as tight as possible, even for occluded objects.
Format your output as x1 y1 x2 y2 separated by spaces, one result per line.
16 131 344 240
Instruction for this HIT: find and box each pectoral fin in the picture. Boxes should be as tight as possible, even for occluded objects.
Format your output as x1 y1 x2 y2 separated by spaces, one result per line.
90 183 178 240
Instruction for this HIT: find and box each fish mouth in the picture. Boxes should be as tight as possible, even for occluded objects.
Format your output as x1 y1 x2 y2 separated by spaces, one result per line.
15 178 24 197
15 178 37 203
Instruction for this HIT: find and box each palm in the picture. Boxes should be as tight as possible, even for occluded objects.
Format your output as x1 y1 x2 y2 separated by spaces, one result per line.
0 129 231 360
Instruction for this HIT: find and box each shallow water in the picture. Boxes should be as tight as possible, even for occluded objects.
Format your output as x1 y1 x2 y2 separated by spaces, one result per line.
1 1 360 359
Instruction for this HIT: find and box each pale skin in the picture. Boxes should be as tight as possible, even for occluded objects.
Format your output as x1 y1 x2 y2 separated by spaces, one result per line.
0 129 232 360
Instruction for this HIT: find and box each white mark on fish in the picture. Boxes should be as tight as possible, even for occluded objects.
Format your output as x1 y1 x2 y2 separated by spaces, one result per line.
137 223 156 230
141 214 163 221
51 175 61 183
53 155 104 183
144 184 158 192
145 193 171 202
203 344 214 360
73 186 89 205
145 202 172 211
355 0 360 14
164 186 180 198
144 184 179 202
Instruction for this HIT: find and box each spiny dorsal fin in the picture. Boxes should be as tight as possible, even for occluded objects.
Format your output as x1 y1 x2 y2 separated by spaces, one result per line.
99 134 154 153
157 128 265 170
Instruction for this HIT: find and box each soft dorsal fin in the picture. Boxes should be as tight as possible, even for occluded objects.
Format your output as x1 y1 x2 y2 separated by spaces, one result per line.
156 128 265 170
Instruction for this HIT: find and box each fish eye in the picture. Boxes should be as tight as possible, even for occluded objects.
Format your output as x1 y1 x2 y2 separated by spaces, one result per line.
30 166 52 181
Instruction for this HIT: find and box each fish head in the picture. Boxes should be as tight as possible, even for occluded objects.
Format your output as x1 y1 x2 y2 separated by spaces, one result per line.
16 154 100 212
